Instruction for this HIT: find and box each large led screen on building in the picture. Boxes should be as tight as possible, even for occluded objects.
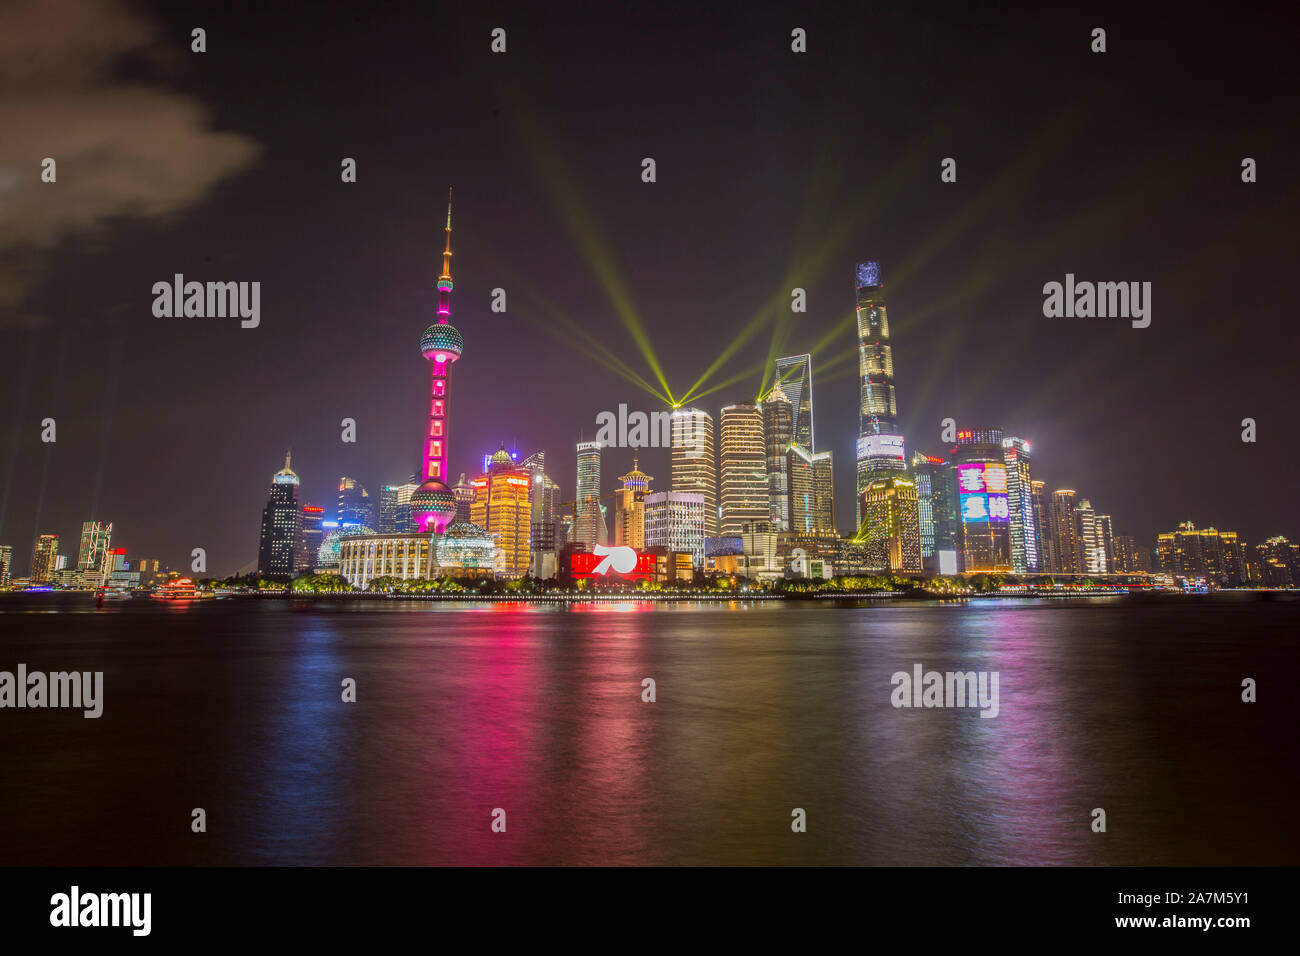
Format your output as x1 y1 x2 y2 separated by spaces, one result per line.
857 434 906 461
570 549 657 580
957 462 1009 524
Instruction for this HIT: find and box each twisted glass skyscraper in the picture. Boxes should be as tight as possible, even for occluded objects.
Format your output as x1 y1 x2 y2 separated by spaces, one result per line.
854 261 919 570
855 261 906 521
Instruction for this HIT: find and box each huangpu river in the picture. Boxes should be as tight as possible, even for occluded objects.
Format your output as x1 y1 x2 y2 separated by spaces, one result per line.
1 593 1296 865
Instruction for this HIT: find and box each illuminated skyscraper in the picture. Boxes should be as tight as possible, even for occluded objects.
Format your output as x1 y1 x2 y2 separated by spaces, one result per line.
1031 480 1056 573
1251 535 1295 586
574 441 605 547
1074 499 1106 574
298 503 325 572
337 477 375 529
855 261 906 519
1157 522 1246 585
1111 534 1136 573
857 475 923 572
644 491 706 566
76 521 113 578
953 428 1012 573
379 477 418 533
29 533 59 584
788 444 836 535
719 403 769 535
470 446 532 578
912 452 958 574
671 407 717 537
410 190 464 533
532 474 561 552
914 467 935 558
258 451 301 580
761 383 793 531
0 545 11 586
518 450 545 496
1001 437 1039 574
452 473 475 524
1096 513 1116 574
1051 490 1081 574
772 354 814 451
518 451 560 555
614 458 653 549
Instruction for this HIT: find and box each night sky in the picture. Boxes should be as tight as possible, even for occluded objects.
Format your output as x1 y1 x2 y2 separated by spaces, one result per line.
2 0 1297 576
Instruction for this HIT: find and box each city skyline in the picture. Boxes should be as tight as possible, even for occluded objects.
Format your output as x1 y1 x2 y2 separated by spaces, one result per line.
9 240 1300 579
2 3 1297 577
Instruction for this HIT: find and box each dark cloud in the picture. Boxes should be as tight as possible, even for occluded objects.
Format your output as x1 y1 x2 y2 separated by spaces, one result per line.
0 0 261 324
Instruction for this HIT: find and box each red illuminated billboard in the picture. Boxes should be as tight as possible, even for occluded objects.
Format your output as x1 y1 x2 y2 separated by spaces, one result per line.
569 548 657 580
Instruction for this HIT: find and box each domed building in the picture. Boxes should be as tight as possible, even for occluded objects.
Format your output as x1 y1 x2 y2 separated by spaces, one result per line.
316 525 375 570
435 521 497 576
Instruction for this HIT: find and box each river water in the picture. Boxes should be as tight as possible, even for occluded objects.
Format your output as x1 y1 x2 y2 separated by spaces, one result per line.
1 593 1295 865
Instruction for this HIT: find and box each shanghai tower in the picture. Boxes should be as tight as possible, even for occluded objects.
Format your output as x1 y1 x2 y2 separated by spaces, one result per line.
854 260 907 522
410 190 464 533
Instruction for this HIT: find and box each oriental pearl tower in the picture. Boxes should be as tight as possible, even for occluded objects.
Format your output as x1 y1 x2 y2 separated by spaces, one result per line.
410 189 464 533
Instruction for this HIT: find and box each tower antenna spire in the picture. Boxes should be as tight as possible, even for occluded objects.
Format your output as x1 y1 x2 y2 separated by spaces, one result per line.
436 187 454 320
411 186 464 534
442 188 453 270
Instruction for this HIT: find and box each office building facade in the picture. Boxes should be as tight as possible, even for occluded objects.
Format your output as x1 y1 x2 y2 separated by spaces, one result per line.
719 403 769 535
644 491 706 567
671 407 717 537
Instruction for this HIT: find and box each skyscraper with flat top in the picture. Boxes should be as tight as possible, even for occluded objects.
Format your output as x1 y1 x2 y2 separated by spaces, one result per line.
518 450 560 556
380 477 418 533
671 407 717 537
452 473 475 524
952 428 1012 573
1075 499 1106 574
1051 489 1081 574
719 403 769 535
645 491 706 566
1096 513 1116 574
912 452 957 574
857 475 922 572
574 441 604 547
337 477 374 529
761 384 793 531
1031 480 1056 573
30 534 59 584
788 444 836 535
1002 437 1039 574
